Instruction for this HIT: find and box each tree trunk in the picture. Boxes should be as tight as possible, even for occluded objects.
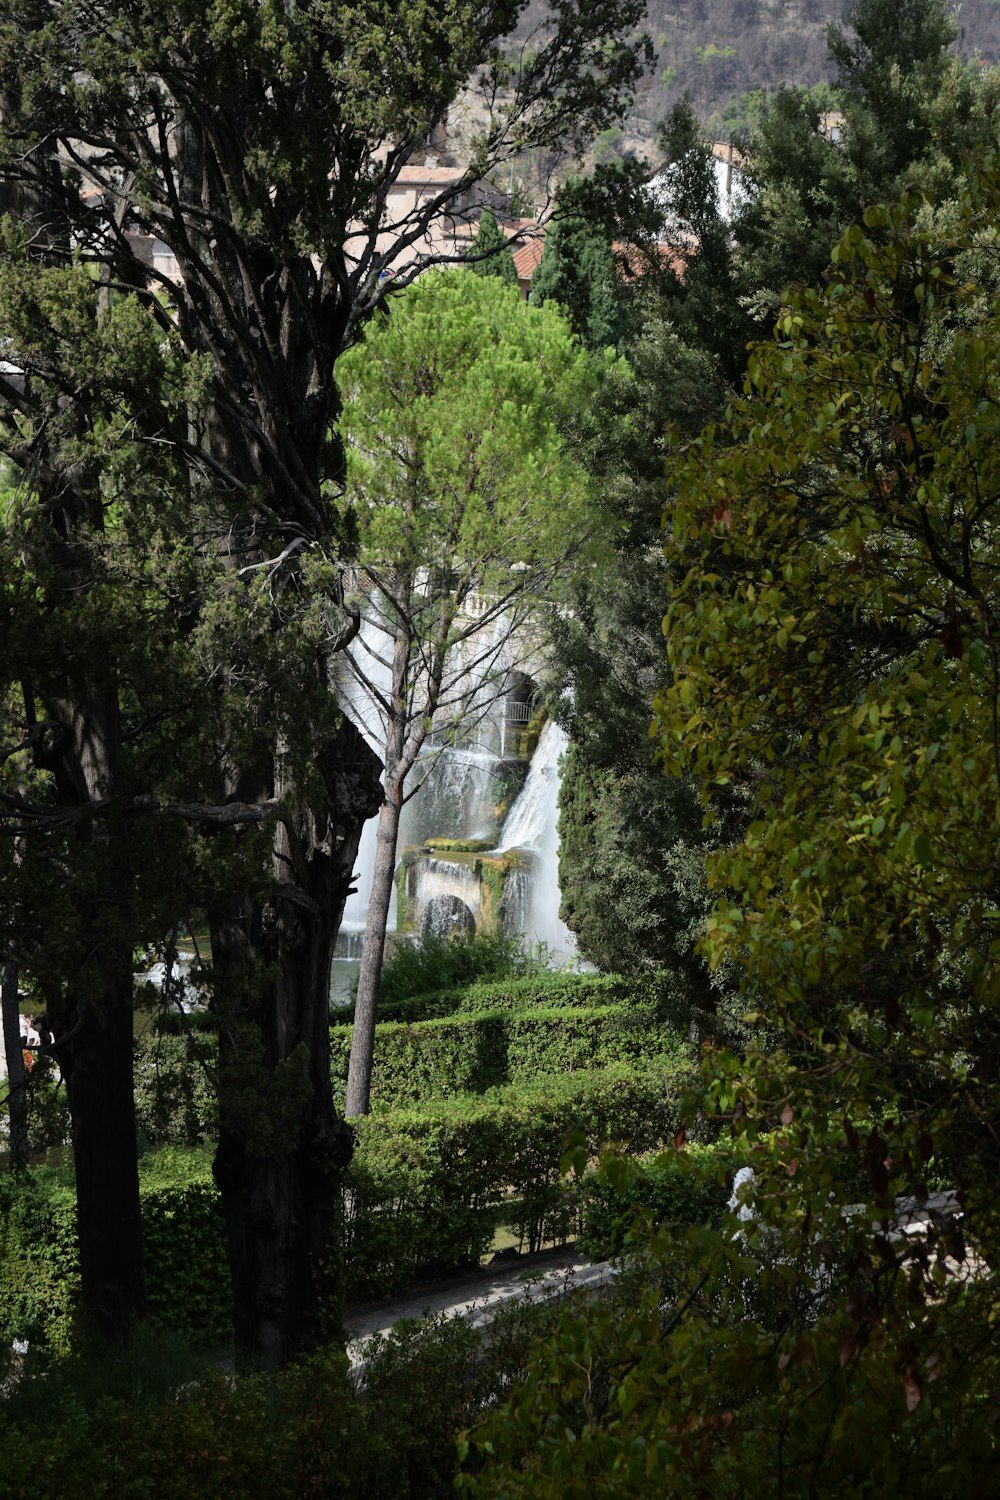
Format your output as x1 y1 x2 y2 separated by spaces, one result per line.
1 963 29 1172
43 681 148 1344
210 718 381 1367
344 786 403 1117
58 968 147 1342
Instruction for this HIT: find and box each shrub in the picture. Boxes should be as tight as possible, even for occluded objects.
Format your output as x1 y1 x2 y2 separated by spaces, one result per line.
364 930 549 1012
133 1031 218 1146
0 1148 227 1356
575 1142 747 1260
345 1059 694 1293
0 1292 591 1500
334 969 683 1027
331 1001 677 1109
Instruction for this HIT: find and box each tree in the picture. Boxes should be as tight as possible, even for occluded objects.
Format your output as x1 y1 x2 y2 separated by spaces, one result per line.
532 208 629 353
460 159 1000 1500
0 0 651 1362
338 271 600 1117
733 0 1000 321
827 0 958 175
469 208 519 285
0 207 202 1339
547 287 732 1023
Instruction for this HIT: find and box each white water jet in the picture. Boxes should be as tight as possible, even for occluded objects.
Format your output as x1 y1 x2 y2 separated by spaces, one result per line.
496 721 577 961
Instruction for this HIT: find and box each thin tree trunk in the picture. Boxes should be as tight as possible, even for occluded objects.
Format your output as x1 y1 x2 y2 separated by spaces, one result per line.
1 963 29 1172
344 788 403 1117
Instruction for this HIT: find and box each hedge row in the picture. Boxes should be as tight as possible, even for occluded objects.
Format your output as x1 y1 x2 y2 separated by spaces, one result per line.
345 1057 693 1295
0 1297 579 1500
132 992 682 1144
330 1001 674 1110
0 1150 230 1354
0 1058 694 1349
333 969 679 1026
575 1143 748 1261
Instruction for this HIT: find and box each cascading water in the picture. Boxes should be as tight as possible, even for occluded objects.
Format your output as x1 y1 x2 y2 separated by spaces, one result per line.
330 583 574 987
495 721 577 961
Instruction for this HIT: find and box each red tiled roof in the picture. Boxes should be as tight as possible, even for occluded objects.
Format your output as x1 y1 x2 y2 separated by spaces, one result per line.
511 236 545 281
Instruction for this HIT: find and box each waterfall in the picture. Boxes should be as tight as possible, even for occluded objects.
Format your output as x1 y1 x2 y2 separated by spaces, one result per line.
495 721 577 961
330 585 574 970
401 748 501 846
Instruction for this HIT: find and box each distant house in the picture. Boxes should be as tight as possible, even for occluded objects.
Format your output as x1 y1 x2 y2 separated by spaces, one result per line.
352 158 508 279
509 224 546 300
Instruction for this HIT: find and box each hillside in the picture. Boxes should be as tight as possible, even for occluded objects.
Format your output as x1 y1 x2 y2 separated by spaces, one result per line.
526 0 1000 142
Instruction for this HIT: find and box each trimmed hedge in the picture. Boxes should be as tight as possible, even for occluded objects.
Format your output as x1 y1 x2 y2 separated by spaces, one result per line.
0 1149 229 1354
0 1058 694 1349
576 1143 748 1261
134 974 681 1145
330 1001 676 1108
331 969 677 1026
345 1057 694 1295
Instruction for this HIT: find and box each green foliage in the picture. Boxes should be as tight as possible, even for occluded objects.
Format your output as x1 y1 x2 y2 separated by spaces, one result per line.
828 0 957 171
339 272 598 586
346 1062 693 1292
0 1168 79 1356
372 930 549 1011
331 1000 682 1108
141 1178 231 1346
0 1150 227 1355
532 210 630 353
460 1201 1000 1494
468 207 518 284
732 0 1000 322
336 968 684 1024
548 162 1000 1489
0 1292 588 1500
694 41 737 64
576 1141 746 1258
134 1030 218 1147
557 743 715 985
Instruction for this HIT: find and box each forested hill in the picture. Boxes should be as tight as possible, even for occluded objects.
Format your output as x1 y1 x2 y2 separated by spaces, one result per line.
524 0 1000 139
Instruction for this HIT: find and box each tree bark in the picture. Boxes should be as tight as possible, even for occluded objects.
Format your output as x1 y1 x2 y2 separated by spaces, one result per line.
43 679 148 1343
1 963 29 1172
210 717 380 1367
344 787 402 1118
57 968 147 1342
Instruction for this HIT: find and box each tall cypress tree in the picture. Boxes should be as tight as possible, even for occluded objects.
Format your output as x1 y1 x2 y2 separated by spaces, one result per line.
469 208 518 284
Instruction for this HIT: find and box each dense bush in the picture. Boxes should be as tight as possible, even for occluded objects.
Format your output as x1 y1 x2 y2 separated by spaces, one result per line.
0 1285 602 1500
0 1057 694 1350
330 1001 678 1108
0 1149 228 1355
366 930 550 1011
346 1059 694 1294
576 1143 747 1260
333 969 682 1027
134 1032 218 1146
0 1166 79 1355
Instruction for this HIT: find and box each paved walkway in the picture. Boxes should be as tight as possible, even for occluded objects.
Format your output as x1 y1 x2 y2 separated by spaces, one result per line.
345 1247 616 1370
342 1191 976 1373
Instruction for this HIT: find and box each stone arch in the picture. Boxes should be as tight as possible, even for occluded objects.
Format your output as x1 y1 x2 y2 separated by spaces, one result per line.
420 893 477 940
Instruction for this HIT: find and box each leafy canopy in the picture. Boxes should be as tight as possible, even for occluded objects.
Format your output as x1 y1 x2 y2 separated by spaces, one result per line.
338 270 600 581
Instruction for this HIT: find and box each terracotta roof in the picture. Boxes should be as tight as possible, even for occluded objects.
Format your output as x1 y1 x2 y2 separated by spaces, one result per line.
613 238 688 282
393 162 468 187
511 235 545 282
